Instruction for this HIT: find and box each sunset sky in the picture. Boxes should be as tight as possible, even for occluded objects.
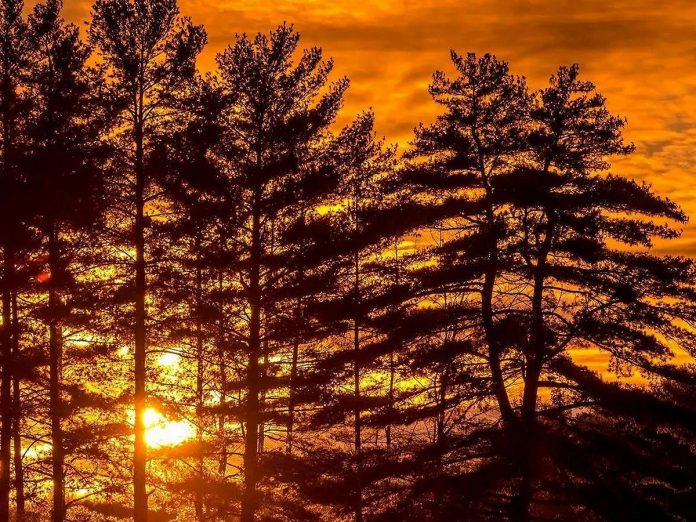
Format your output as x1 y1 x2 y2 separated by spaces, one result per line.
1 5 690 518
53 0 696 254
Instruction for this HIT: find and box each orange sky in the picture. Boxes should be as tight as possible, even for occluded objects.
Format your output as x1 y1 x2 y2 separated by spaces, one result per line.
50 0 696 255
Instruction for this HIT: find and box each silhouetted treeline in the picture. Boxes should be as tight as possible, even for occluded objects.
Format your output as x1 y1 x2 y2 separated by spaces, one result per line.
0 1 694 521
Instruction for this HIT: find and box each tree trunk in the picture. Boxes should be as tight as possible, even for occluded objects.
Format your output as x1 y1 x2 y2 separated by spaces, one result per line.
240 185 262 522
516 361 541 522
514 212 555 522
0 245 13 522
257 220 274 455
386 240 399 450
436 372 447 469
195 244 205 522
481 206 515 425
11 290 24 520
257 340 268 454
133 113 148 522
48 225 65 522
482 267 515 423
0 46 15 520
286 333 299 455
386 352 395 450
353 250 363 522
216 266 227 478
287 283 302 455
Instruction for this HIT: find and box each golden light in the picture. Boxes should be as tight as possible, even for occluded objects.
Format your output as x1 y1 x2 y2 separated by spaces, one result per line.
23 442 51 460
316 202 344 215
143 408 195 448
66 334 95 348
156 351 180 367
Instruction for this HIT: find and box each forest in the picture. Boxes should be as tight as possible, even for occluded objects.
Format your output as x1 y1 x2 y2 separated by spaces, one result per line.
0 0 695 520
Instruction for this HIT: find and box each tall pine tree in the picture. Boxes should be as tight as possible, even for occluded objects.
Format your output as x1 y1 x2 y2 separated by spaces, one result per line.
89 1 206 518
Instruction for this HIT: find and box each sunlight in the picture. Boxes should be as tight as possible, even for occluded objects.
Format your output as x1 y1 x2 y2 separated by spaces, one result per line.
23 442 51 460
66 333 95 348
71 486 95 500
316 202 344 215
156 351 180 367
143 408 195 448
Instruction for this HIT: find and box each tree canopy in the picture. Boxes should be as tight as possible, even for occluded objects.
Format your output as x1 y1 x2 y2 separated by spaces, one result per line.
0 2 693 522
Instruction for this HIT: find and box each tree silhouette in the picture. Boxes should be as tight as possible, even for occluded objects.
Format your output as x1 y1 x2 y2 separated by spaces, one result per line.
0 3 691 520
151 72 231 520
215 24 348 521
89 0 206 519
305 112 397 522
0 0 31 517
403 52 531 428
24 1 108 519
397 53 696 521
502 64 691 521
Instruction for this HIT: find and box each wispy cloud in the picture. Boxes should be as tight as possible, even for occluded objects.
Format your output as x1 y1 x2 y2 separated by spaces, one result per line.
41 0 696 254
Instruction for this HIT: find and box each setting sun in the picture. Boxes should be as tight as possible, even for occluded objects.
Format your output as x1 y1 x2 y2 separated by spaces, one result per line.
4 1 696 521
144 408 195 448
129 408 196 449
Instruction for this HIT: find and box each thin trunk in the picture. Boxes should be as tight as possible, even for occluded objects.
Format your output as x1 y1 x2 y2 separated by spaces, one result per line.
195 243 205 522
386 241 399 450
515 211 555 522
287 214 305 456
257 340 268 454
435 370 448 473
257 220 273 455
472 129 515 426
0 247 12 521
11 289 23 519
48 225 65 522
216 266 227 478
286 330 299 455
385 352 395 450
353 250 363 522
516 361 541 522
133 107 148 522
435 236 448 478
481 203 515 425
240 183 262 522
0 42 15 520
516 359 541 522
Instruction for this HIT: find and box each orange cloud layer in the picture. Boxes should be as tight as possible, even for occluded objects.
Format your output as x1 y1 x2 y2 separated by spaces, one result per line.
33 0 696 254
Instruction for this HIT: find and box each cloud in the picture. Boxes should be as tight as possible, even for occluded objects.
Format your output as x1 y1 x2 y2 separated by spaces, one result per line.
28 0 696 254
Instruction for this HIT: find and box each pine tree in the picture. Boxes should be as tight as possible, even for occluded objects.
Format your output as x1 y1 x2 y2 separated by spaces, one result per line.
215 24 348 521
393 52 531 518
498 64 692 521
403 52 531 429
88 1 206 519
278 111 407 521
23 1 109 519
150 73 231 520
396 53 696 521
0 0 31 517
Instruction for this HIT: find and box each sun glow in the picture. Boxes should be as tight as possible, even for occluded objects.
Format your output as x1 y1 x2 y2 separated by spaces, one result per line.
128 407 196 448
144 408 195 448
156 351 181 367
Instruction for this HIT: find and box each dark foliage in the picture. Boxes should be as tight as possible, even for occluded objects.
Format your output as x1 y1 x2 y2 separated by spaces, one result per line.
0 3 692 522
